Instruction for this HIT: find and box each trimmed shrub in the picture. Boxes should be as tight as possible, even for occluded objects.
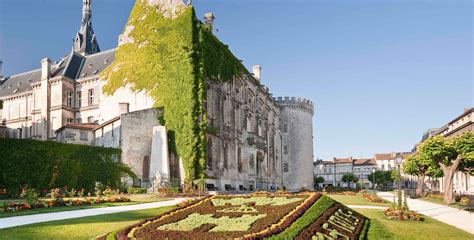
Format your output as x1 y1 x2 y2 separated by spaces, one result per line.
0 138 135 197
127 187 148 194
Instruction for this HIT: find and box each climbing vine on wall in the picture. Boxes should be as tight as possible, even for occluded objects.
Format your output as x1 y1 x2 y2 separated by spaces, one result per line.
101 1 248 186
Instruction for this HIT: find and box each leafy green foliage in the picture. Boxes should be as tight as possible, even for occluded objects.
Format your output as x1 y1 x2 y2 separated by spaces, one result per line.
157 213 266 232
266 195 335 239
0 138 131 197
402 154 442 178
368 170 394 189
341 173 358 185
314 176 325 185
100 2 247 186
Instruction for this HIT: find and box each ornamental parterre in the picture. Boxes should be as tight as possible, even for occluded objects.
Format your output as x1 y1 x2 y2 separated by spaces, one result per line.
108 192 368 240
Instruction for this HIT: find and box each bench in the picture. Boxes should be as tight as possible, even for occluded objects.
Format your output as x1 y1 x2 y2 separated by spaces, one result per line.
225 184 236 191
239 185 247 191
206 184 218 191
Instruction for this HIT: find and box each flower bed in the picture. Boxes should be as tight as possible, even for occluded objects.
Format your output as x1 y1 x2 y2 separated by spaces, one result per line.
362 192 386 203
2 195 130 212
109 192 368 240
384 207 423 221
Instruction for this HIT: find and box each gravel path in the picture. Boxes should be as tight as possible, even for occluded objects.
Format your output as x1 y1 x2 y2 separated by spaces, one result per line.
377 191 474 234
0 198 187 229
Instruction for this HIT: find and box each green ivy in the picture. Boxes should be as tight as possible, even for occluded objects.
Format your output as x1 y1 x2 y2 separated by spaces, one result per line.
101 2 248 187
0 138 132 197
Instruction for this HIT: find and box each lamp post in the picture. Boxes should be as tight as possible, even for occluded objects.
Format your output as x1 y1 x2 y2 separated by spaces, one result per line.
395 153 403 209
372 168 376 195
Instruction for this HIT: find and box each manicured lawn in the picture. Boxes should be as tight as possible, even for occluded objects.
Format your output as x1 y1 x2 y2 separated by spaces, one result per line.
419 196 472 211
0 206 175 239
327 193 391 207
358 209 474 240
0 194 170 218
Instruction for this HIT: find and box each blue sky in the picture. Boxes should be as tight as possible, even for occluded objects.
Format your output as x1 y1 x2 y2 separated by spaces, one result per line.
0 0 472 160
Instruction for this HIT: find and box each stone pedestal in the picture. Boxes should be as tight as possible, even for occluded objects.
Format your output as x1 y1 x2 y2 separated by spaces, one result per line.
150 126 170 182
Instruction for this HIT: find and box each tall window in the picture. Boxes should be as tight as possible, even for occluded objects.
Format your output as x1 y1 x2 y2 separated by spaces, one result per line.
87 116 94 123
237 147 242 173
88 89 94 105
283 163 289 172
77 91 82 108
66 92 73 107
19 103 24 118
223 144 228 169
249 154 255 169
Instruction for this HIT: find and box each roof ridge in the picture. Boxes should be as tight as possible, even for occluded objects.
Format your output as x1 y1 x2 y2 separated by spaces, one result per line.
85 48 116 58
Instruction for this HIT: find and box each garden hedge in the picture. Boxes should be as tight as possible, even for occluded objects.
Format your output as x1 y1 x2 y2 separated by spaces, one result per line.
0 138 133 197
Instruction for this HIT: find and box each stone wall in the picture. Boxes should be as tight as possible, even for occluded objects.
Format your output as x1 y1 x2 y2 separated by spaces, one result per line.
205 76 284 191
56 127 95 145
120 108 162 183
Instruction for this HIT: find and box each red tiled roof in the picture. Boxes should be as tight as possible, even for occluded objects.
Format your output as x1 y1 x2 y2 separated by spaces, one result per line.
354 158 377 166
56 123 98 133
334 157 353 163
374 153 393 160
375 153 412 160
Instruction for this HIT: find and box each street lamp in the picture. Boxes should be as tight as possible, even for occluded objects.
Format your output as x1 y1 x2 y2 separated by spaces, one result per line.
372 168 376 195
395 153 403 209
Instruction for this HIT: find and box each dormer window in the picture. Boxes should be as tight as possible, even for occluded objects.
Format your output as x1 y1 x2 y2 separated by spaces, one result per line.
13 89 19 93
18 82 21 86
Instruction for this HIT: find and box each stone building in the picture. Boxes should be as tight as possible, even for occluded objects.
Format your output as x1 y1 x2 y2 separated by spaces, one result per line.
414 108 473 195
313 157 354 188
0 0 315 191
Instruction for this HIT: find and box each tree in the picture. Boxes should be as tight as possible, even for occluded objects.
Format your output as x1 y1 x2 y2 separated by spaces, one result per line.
368 170 393 190
402 154 442 197
417 132 473 203
314 176 325 189
341 173 358 189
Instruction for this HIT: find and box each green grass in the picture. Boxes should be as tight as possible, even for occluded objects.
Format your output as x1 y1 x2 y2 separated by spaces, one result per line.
327 193 391 207
0 206 175 239
419 196 470 211
357 209 474 240
0 194 170 218
266 195 335 240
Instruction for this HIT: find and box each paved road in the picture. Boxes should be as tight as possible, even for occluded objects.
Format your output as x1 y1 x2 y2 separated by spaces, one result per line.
0 198 187 229
377 191 474 234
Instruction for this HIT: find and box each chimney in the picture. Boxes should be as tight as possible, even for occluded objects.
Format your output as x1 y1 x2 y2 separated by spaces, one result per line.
119 102 130 115
204 12 215 28
41 58 51 80
252 64 261 81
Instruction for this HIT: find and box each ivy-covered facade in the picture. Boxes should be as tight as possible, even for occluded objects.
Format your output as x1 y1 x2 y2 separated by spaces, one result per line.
0 0 315 191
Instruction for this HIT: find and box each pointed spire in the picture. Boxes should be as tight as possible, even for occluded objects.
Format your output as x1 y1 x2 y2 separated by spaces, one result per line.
73 0 100 55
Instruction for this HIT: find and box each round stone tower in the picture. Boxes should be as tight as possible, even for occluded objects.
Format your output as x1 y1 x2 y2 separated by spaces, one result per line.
276 97 314 191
